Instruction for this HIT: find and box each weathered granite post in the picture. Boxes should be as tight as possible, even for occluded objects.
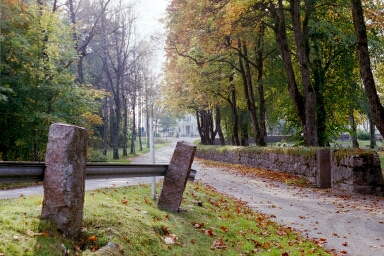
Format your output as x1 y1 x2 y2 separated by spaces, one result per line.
158 141 196 212
41 123 88 238
316 148 331 188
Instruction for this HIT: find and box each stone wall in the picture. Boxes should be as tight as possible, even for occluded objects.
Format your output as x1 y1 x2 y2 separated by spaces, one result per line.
196 147 384 194
331 150 384 193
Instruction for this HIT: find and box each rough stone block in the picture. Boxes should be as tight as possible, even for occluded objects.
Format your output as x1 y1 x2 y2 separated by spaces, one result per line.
317 149 331 188
158 141 196 212
41 123 88 238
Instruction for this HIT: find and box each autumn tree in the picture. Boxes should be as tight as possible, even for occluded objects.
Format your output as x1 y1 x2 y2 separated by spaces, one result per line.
350 0 384 138
164 0 271 146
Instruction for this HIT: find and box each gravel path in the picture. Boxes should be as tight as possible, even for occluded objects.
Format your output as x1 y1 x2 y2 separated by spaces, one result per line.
132 138 384 256
1 138 384 256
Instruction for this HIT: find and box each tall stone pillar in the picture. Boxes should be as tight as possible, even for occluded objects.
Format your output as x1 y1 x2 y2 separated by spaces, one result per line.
158 141 196 212
41 123 88 238
317 148 331 188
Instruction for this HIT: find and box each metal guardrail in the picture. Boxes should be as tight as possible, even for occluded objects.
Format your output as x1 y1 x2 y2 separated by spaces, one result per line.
0 162 197 184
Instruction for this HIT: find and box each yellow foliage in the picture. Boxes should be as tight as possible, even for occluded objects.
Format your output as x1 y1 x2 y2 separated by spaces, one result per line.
82 112 103 127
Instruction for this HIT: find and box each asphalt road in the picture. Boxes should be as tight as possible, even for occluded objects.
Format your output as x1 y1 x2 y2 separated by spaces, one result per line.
1 137 384 256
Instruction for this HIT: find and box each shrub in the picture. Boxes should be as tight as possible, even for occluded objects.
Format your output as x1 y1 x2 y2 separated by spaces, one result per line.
357 131 370 140
87 148 108 162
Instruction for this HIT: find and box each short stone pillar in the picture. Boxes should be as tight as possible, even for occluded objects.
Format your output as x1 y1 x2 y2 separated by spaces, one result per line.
41 123 88 238
158 141 196 212
316 148 331 188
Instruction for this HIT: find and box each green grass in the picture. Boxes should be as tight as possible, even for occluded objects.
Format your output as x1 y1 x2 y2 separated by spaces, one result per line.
89 138 171 163
0 182 331 256
0 181 43 191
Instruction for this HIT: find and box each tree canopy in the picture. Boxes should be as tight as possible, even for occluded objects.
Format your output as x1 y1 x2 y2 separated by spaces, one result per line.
2 0 384 159
162 0 384 146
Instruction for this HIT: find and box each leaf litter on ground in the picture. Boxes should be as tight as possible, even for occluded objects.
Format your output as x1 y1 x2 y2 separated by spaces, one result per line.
0 182 333 255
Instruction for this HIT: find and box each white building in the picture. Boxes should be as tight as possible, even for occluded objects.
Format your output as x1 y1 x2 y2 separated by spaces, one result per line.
175 114 199 137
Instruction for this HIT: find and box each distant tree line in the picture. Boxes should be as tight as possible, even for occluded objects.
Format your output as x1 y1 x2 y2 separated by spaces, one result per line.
0 0 160 160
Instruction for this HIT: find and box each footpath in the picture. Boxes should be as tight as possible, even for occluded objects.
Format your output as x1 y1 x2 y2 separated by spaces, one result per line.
1 138 384 256
132 138 384 256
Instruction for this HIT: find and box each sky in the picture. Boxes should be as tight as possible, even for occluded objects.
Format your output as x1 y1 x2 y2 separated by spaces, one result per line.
134 0 169 77
135 0 169 38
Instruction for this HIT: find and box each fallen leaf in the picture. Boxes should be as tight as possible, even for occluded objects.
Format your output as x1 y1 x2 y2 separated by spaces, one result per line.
27 230 35 237
211 238 227 250
220 226 228 232
121 199 128 204
207 229 216 237
164 234 178 245
262 241 271 249
90 245 99 252
88 235 98 242
192 222 204 228
248 238 262 247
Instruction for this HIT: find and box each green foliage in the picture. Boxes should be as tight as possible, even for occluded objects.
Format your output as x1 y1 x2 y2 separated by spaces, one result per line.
357 130 371 140
0 1 104 161
87 148 108 162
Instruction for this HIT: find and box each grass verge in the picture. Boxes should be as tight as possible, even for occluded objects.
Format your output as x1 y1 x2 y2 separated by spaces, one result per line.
94 139 171 163
0 181 43 191
0 182 331 256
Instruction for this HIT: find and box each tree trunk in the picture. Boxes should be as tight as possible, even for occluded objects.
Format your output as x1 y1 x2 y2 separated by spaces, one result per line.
312 44 327 146
130 102 136 154
230 86 240 146
111 74 121 160
369 115 376 148
238 40 264 146
290 0 318 146
122 95 128 156
271 0 306 131
138 96 143 151
215 104 225 145
240 110 249 146
349 108 359 148
109 96 114 148
112 102 120 159
255 24 267 144
102 95 108 156
350 0 384 138
146 108 150 148
197 107 215 145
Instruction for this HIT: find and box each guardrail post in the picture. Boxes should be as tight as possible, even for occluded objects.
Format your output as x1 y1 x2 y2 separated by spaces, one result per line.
157 141 196 212
41 123 88 238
